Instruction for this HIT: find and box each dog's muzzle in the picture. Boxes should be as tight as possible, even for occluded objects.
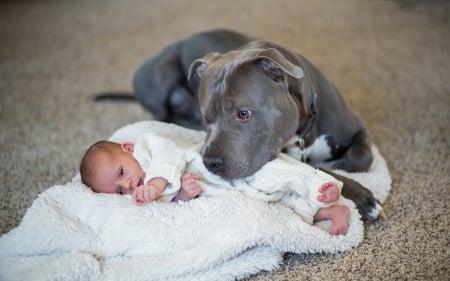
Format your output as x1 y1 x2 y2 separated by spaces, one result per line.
202 156 225 174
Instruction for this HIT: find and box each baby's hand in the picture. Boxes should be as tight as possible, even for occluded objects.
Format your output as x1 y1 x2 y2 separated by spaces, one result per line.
174 173 202 202
132 184 161 206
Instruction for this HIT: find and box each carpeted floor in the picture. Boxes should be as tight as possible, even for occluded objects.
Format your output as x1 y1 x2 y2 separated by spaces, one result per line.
0 0 448 280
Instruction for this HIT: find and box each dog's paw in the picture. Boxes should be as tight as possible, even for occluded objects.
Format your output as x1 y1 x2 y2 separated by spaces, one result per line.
354 191 384 221
358 199 385 221
340 176 384 221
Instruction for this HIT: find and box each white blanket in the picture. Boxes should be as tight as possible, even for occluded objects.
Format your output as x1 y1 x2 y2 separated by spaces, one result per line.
0 121 391 281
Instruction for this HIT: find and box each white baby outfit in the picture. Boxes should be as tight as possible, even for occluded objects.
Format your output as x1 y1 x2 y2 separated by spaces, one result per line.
132 133 343 224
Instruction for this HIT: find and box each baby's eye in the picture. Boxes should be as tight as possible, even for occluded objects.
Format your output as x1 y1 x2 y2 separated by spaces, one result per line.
118 187 124 195
119 167 124 177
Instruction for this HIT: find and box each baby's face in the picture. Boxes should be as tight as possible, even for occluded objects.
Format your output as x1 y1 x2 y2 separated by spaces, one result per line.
91 144 145 195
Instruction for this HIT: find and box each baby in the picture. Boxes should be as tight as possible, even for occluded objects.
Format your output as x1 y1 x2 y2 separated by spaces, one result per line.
80 133 350 235
79 139 202 205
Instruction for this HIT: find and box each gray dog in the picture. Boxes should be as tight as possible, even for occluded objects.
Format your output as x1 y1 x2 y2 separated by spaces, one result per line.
98 29 382 220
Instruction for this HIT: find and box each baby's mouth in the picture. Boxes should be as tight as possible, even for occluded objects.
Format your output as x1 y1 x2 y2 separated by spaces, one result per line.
138 178 144 186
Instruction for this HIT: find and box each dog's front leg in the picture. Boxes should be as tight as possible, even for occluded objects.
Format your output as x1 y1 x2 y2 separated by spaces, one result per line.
320 168 383 221
332 129 374 172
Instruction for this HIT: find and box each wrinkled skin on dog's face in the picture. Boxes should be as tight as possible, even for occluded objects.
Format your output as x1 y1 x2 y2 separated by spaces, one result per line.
191 49 302 179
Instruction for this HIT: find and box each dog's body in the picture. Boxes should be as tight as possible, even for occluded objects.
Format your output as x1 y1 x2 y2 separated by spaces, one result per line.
126 30 381 220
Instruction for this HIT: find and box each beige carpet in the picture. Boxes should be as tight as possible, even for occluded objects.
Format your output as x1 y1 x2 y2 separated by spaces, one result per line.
0 0 448 280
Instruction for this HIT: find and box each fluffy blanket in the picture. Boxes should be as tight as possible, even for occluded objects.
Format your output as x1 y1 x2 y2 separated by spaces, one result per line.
0 121 391 281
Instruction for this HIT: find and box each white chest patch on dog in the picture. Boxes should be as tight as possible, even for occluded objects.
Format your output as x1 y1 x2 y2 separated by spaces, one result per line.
284 134 332 164
307 135 332 163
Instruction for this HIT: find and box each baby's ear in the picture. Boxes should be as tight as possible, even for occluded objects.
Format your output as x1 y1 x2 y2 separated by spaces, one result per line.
121 143 134 153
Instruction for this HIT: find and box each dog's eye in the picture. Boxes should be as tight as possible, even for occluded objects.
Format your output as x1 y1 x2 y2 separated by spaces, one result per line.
237 110 252 120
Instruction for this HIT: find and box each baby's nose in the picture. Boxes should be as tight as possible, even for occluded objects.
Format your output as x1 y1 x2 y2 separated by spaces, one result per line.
121 179 134 193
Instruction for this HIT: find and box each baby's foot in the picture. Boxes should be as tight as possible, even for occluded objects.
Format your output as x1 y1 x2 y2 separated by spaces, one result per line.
328 205 351 235
317 182 340 203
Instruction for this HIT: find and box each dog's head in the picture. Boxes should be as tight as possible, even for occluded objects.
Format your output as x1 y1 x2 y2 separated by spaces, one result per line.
188 48 305 179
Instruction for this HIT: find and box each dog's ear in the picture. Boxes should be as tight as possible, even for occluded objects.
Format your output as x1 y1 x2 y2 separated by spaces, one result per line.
188 59 207 80
188 52 221 80
252 48 304 81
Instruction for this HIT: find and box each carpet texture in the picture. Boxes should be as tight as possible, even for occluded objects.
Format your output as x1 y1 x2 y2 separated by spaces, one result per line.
0 1 448 280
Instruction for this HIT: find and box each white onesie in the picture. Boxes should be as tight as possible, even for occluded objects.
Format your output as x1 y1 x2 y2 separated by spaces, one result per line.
132 133 343 224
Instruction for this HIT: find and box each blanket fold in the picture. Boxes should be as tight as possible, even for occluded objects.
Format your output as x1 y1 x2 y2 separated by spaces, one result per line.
0 121 391 281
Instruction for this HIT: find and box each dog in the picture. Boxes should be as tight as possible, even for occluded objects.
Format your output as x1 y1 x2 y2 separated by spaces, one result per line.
99 29 382 220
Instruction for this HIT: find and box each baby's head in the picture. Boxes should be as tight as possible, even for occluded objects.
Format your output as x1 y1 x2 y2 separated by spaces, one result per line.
80 140 144 195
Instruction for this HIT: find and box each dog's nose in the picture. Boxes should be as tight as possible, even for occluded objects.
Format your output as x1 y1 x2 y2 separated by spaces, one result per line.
203 156 224 172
